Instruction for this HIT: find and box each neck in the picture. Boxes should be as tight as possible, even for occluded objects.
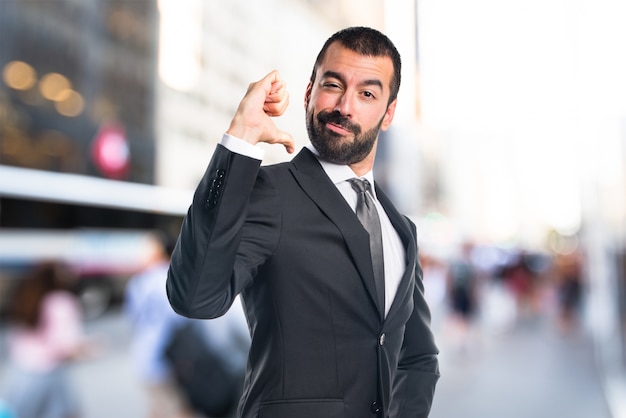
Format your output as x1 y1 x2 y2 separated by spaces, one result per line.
349 161 373 177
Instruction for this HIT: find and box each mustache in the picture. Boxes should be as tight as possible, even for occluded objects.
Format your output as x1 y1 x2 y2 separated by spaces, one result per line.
317 110 361 135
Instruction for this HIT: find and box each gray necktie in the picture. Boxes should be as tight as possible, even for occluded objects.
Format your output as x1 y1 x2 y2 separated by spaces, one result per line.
349 178 385 313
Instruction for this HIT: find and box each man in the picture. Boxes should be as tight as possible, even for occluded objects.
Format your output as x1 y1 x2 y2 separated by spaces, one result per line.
167 26 440 418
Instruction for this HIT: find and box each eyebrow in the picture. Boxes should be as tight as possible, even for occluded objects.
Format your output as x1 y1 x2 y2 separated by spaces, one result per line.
322 71 383 91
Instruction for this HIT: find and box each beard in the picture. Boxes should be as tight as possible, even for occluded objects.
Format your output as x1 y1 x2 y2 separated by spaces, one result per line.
306 109 382 165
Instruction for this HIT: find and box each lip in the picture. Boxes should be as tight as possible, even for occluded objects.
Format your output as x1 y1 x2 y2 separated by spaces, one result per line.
325 122 352 136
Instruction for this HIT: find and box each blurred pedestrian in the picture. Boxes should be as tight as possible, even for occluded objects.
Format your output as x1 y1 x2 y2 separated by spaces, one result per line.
445 242 479 353
124 232 196 418
164 298 249 418
554 248 584 334
501 252 537 317
1 261 99 418
421 253 448 333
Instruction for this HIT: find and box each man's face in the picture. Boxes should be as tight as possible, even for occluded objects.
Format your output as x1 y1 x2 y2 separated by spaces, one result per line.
305 42 397 165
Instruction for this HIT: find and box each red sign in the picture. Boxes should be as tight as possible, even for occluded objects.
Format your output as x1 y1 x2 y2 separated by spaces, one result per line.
91 124 130 179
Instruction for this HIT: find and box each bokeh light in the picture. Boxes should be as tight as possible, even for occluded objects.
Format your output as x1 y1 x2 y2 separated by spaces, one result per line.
2 61 37 91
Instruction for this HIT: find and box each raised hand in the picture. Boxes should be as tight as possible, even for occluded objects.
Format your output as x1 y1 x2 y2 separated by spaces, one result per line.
227 70 295 154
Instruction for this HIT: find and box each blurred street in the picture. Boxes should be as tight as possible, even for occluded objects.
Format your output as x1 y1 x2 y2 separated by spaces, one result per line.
429 313 612 418
1 305 612 418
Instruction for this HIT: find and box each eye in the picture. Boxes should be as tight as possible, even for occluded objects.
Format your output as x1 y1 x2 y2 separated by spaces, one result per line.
323 82 341 89
362 91 376 99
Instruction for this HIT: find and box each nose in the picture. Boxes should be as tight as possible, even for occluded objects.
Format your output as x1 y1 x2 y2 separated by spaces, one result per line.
333 92 353 117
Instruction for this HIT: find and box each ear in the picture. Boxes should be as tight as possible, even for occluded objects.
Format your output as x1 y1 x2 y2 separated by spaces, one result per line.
380 99 397 131
304 82 312 110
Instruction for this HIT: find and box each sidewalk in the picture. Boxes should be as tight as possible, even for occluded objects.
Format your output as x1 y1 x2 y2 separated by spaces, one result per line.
429 314 612 418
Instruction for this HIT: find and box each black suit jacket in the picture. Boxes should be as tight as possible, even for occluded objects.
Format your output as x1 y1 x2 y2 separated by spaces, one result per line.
167 145 440 418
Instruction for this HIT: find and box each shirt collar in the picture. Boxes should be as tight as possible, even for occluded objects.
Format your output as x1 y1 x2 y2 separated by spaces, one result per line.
306 144 377 198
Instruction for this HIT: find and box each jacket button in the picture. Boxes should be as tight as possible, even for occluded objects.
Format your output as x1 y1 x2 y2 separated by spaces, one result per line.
370 401 381 414
379 333 385 346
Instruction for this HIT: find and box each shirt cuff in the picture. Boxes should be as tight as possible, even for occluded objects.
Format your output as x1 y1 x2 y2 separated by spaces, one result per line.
220 133 265 161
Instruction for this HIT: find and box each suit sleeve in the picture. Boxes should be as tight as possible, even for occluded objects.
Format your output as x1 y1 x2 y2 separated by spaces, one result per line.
390 219 440 418
166 145 280 319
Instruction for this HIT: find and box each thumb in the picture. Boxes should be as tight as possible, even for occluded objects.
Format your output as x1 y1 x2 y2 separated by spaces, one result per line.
272 130 295 154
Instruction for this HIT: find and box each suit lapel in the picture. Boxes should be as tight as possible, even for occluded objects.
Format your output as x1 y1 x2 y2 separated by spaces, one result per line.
374 182 417 321
289 148 382 315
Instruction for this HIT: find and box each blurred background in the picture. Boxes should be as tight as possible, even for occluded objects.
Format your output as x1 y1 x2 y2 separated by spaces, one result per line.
0 0 625 417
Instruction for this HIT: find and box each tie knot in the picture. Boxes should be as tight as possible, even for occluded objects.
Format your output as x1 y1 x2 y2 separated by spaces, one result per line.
349 178 371 194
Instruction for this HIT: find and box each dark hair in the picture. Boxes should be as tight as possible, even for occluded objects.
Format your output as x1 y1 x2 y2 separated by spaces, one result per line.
309 26 402 104
6 261 76 328
151 230 176 258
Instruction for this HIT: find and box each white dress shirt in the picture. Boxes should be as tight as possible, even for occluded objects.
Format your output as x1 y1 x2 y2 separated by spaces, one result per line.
221 134 405 316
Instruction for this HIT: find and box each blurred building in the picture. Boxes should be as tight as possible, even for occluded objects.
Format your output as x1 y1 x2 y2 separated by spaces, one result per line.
0 0 168 228
0 0 168 316
154 0 389 189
